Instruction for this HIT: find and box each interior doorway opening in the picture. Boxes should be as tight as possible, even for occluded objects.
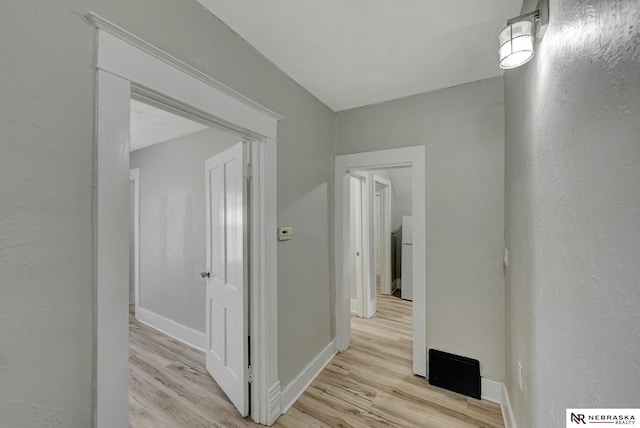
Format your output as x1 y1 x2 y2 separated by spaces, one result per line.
91 13 282 426
127 98 256 425
335 146 426 377
347 166 412 319
347 166 414 357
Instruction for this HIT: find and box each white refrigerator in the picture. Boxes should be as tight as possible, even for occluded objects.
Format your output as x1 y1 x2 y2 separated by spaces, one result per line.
401 215 413 301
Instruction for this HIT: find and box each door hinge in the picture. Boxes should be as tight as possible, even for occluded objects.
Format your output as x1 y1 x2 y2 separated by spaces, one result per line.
246 164 253 180
247 365 254 383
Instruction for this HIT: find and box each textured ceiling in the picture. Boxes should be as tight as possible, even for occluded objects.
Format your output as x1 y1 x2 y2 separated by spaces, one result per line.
130 100 208 151
196 0 521 111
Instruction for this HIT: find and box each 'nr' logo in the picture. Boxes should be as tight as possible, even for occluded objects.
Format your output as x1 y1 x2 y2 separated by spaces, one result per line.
571 413 586 424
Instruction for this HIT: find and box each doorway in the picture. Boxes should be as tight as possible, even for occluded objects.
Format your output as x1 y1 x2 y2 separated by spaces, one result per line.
127 96 254 422
334 146 426 377
348 171 395 319
91 13 281 427
349 173 368 317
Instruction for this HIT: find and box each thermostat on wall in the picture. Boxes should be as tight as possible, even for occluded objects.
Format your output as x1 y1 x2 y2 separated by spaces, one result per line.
278 226 293 241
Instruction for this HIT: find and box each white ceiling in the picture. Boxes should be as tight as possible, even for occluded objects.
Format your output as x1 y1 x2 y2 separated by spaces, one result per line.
197 0 521 111
130 100 208 152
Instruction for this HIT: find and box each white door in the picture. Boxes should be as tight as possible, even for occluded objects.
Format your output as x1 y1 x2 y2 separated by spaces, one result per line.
349 175 364 317
204 141 249 416
374 193 381 280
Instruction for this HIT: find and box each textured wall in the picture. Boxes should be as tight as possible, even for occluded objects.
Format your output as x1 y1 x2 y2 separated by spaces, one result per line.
0 0 334 425
504 0 640 426
130 128 239 332
0 3 95 427
335 77 506 381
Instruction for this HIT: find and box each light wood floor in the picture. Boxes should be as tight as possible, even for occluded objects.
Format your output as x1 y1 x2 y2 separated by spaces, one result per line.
129 306 259 427
279 293 504 428
129 296 504 427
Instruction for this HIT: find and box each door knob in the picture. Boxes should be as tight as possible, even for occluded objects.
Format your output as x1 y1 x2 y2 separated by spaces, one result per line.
201 271 210 278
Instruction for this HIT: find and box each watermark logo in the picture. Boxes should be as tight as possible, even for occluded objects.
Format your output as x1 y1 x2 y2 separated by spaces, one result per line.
567 409 639 426
570 413 586 424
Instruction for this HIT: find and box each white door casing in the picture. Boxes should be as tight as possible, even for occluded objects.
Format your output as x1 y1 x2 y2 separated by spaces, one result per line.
375 193 381 274
349 174 365 317
372 175 392 296
205 142 249 416
130 168 141 308
335 147 426 377
89 13 282 426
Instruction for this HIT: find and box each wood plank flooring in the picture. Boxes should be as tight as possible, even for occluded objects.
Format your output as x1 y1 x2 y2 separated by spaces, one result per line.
278 294 504 428
129 306 259 428
129 295 504 427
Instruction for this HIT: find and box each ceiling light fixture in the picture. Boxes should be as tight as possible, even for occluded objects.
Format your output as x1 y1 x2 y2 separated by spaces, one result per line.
498 0 549 69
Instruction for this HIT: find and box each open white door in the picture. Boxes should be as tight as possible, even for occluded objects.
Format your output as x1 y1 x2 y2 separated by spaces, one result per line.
204 141 249 417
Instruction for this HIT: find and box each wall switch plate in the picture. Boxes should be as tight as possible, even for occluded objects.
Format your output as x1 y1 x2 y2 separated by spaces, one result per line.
278 226 293 241
517 360 523 390
504 248 509 268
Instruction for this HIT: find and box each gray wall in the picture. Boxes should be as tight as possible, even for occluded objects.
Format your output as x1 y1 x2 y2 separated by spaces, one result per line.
504 0 640 426
130 127 239 332
130 181 136 304
335 77 506 381
1 0 334 426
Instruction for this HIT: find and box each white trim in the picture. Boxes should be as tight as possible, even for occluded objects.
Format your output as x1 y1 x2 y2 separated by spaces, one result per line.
350 298 357 313
335 147 427 377
90 14 280 427
249 138 281 426
501 383 518 428
359 172 374 319
91 23 278 141
280 340 337 414
136 306 206 351
349 173 369 319
372 175 392 296
268 382 282 427
481 378 503 404
85 13 283 123
94 70 131 428
367 301 376 318
129 169 140 308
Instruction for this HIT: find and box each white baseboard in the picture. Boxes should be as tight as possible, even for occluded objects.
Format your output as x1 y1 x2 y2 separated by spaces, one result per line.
136 306 206 351
267 382 282 426
501 383 517 428
281 339 337 414
367 299 376 318
481 377 503 404
481 379 517 428
350 298 357 313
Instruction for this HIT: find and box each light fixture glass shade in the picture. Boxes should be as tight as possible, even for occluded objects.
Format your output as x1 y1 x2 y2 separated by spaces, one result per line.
498 20 534 69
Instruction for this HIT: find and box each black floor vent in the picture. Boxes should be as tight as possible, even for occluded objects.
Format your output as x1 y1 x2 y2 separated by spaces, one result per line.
428 349 481 400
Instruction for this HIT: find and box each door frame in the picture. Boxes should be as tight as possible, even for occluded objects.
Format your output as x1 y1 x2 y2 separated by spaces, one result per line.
88 13 282 427
372 175 392 296
335 146 426 377
348 173 369 318
129 168 140 308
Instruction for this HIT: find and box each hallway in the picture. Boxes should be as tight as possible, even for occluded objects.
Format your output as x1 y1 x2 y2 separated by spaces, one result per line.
129 295 504 427
279 293 505 427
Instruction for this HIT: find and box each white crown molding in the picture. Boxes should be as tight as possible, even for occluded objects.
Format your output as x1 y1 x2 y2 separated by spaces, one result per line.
85 12 284 122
